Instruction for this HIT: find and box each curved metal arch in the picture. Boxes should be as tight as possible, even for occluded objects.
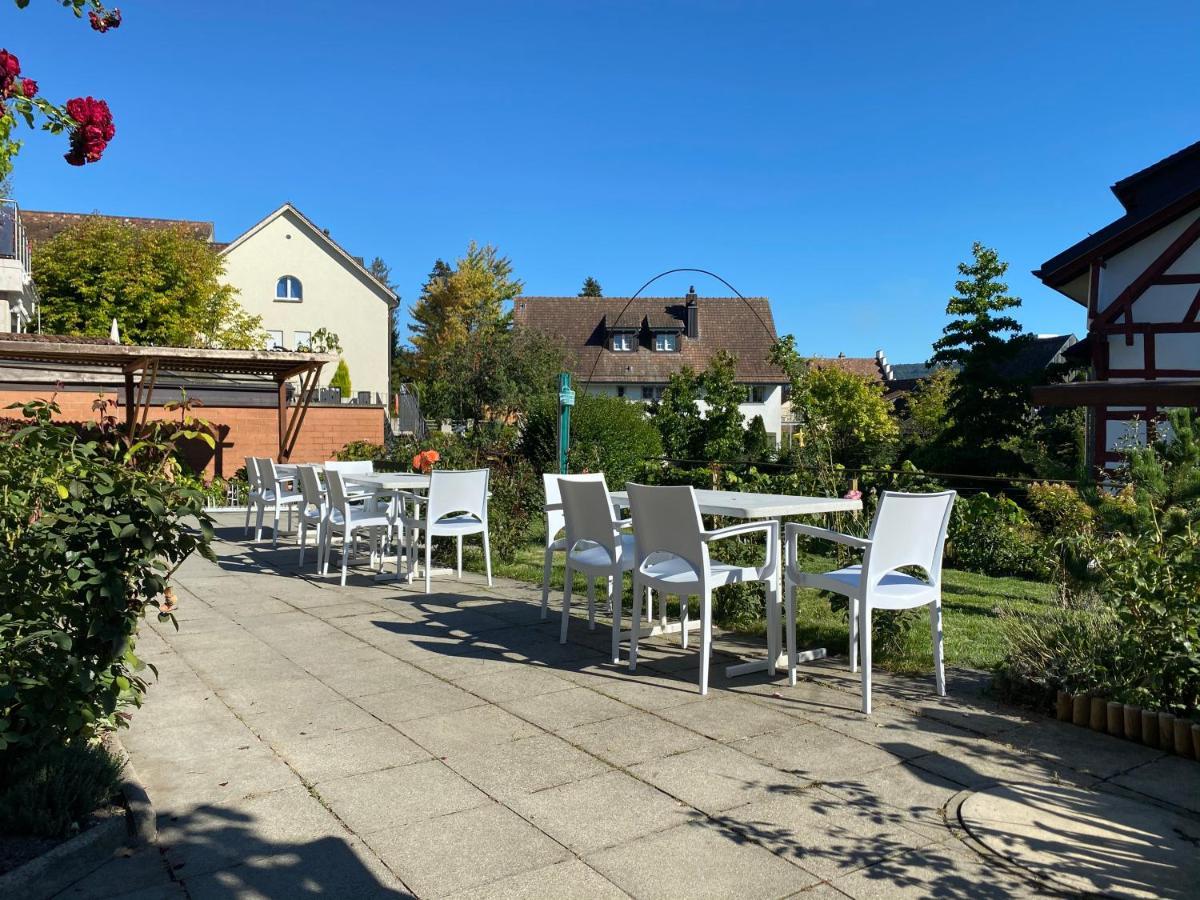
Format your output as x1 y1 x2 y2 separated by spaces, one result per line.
581 267 777 393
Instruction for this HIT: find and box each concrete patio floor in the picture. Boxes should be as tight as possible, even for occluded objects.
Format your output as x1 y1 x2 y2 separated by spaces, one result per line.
56 514 1200 899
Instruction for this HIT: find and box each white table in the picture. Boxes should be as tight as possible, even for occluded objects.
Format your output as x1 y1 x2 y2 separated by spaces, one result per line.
345 472 430 491
608 489 862 679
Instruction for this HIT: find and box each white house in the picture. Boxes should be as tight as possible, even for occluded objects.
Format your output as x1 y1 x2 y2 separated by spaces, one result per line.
218 203 397 405
0 199 39 333
513 289 790 443
1035 140 1200 468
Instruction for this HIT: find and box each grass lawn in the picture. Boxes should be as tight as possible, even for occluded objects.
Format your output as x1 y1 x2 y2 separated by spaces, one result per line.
459 533 1056 676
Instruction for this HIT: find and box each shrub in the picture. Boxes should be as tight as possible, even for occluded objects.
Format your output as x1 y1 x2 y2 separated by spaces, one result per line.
0 399 214 759
336 440 385 462
0 741 125 839
522 393 662 487
1026 481 1094 543
946 492 1048 579
329 359 352 399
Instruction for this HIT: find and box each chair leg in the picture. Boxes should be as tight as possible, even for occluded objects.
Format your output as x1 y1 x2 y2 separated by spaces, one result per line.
297 518 307 567
456 535 463 578
931 597 946 697
605 576 614 615
254 502 265 542
766 576 780 677
272 502 281 549
540 546 553 620
482 528 492 586
316 521 325 574
424 534 432 595
559 563 573 644
340 528 350 587
609 573 621 664
699 590 712 696
244 500 252 536
587 578 596 631
849 598 860 673
658 590 667 628
785 583 798 687
860 604 872 715
680 595 689 650
629 577 643 671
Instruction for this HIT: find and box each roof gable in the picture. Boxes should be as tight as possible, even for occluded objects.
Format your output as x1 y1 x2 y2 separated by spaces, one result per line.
513 296 788 384
219 203 398 308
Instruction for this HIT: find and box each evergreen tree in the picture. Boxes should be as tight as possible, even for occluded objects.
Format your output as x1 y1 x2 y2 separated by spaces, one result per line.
579 276 603 297
653 367 704 458
698 351 748 461
930 242 1032 473
329 359 352 400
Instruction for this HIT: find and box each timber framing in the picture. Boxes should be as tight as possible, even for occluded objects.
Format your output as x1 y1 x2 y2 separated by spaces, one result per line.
0 336 335 461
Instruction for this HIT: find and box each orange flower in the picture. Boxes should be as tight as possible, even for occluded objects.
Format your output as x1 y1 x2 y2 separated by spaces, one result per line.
412 449 440 474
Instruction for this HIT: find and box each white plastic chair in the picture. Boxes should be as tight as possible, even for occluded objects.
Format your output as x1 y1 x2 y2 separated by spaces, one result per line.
541 472 610 620
296 465 328 571
399 469 492 594
244 455 268 537
321 469 395 586
557 477 637 664
324 460 374 475
257 457 305 549
784 490 956 714
626 483 779 696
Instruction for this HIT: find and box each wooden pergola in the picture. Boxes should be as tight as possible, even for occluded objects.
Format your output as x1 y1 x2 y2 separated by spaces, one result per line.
1032 379 1200 408
0 337 336 462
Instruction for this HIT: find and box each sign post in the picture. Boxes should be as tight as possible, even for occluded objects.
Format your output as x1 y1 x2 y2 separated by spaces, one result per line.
557 372 575 474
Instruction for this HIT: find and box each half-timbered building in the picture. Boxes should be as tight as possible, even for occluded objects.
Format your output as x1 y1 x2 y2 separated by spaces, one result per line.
1034 141 1200 468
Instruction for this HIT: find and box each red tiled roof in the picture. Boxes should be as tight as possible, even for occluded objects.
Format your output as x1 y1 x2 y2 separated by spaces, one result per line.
21 210 215 246
808 356 884 384
513 296 788 384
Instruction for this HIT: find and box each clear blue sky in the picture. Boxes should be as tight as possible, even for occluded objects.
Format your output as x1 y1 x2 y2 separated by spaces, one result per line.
7 2 1199 363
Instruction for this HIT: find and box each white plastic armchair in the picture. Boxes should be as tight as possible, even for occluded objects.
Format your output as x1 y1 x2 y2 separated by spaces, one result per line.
784 490 956 714
625 483 779 695
244 455 267 537
399 469 492 594
557 477 638 663
541 472 610 621
321 469 395 586
257 457 305 548
296 465 328 571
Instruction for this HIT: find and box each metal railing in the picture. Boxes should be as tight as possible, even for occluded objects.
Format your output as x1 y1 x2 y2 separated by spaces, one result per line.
0 199 30 274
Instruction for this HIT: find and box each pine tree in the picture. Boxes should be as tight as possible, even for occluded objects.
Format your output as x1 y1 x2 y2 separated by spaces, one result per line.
329 359 352 400
579 276 602 297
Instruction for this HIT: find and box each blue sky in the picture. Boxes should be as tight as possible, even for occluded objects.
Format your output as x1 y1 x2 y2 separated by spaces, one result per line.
6 2 1199 363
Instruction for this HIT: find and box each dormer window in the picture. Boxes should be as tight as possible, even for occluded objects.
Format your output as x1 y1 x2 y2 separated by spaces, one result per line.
275 275 303 302
654 332 678 352
611 332 635 352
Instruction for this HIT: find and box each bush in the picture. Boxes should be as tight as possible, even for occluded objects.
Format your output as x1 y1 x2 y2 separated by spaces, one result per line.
335 440 385 462
0 741 125 839
0 399 214 759
946 492 1049 579
1026 481 1094 543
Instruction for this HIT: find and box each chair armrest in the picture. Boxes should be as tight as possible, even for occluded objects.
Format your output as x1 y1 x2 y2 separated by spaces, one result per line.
701 520 779 543
786 522 871 549
544 502 563 513
614 517 633 529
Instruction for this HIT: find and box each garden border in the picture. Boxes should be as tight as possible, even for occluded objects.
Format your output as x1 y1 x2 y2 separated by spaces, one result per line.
0 736 157 900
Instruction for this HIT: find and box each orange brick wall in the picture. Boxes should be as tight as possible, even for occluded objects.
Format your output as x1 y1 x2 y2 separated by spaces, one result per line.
0 389 384 479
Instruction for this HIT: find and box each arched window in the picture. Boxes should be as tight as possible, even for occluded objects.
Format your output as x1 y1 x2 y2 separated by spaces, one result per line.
275 275 302 301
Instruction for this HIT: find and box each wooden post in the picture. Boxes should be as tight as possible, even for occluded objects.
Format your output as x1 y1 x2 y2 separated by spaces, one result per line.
277 378 288 463
123 371 136 436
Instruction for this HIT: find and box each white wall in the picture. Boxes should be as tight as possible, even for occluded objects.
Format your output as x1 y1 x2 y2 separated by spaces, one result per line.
585 383 784 445
220 208 392 403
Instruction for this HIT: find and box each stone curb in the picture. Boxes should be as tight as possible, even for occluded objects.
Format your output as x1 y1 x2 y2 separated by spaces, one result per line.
0 735 157 900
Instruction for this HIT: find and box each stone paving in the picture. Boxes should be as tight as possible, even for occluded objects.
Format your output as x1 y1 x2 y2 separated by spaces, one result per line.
56 515 1200 898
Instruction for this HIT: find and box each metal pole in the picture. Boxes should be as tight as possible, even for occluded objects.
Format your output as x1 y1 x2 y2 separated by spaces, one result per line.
557 372 575 474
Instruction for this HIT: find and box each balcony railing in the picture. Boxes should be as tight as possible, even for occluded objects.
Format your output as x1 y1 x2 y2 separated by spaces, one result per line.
0 198 31 276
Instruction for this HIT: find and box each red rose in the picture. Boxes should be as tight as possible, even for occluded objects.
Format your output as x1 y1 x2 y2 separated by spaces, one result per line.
0 51 19 77
66 97 86 121
21 78 36 98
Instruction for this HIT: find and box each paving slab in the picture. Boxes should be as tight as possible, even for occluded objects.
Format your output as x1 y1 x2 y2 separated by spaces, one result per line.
558 710 714 767
445 858 628 900
397 703 542 757
1105 755 1200 815
500 685 630 732
315 760 490 835
443 732 612 800
268 723 430 784
733 723 902 784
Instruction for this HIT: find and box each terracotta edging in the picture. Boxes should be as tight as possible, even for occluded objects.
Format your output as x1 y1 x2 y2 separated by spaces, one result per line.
1054 690 1197 762
0 735 157 900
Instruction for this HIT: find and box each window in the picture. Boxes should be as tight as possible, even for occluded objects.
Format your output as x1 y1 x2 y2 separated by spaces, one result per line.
616 386 626 398
294 330 312 350
611 332 634 352
654 332 678 352
275 275 303 302
266 330 284 349
746 385 767 403
641 386 664 401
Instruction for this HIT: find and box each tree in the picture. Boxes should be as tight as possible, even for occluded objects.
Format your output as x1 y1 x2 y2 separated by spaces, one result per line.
33 218 264 348
698 351 747 461
901 366 956 460
930 242 1032 472
2 2 123 181
653 367 704 458
329 359 352 399
579 277 603 297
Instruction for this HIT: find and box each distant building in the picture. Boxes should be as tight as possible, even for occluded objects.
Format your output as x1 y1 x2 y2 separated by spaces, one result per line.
513 288 790 443
0 200 38 333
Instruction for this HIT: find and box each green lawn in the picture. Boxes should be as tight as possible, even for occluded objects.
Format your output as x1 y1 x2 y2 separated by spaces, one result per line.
459 535 1055 675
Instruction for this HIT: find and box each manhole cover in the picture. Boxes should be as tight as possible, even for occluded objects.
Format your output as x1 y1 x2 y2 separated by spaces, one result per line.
958 781 1200 898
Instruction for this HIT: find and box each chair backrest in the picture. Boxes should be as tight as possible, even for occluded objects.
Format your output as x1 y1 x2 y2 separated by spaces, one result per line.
259 457 281 488
625 482 707 578
298 464 324 508
324 468 352 512
867 491 957 587
244 456 262 491
427 469 489 525
559 477 618 558
543 472 608 543
324 460 374 475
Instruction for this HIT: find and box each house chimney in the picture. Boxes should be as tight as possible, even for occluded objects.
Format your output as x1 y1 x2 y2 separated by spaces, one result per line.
684 286 699 339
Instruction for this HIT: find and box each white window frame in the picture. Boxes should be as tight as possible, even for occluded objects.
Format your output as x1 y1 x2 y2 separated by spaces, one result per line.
275 275 303 302
293 330 312 350
654 332 678 352
746 385 767 404
611 332 634 352
641 385 664 402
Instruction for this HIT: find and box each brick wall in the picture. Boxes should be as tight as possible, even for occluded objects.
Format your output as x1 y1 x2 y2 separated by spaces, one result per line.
0 389 384 479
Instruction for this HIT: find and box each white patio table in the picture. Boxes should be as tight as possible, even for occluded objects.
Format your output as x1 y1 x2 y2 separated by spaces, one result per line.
608 489 862 679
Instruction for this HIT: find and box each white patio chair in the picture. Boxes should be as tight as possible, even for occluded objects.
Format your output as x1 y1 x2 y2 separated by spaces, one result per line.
244 455 268 537
296 464 328 571
541 472 609 621
626 483 779 696
399 469 492 594
321 469 395 586
324 460 374 475
784 490 956 715
557 477 637 664
256 457 305 549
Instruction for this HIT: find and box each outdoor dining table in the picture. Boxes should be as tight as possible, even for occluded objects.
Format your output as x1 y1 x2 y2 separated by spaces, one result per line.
607 488 862 679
